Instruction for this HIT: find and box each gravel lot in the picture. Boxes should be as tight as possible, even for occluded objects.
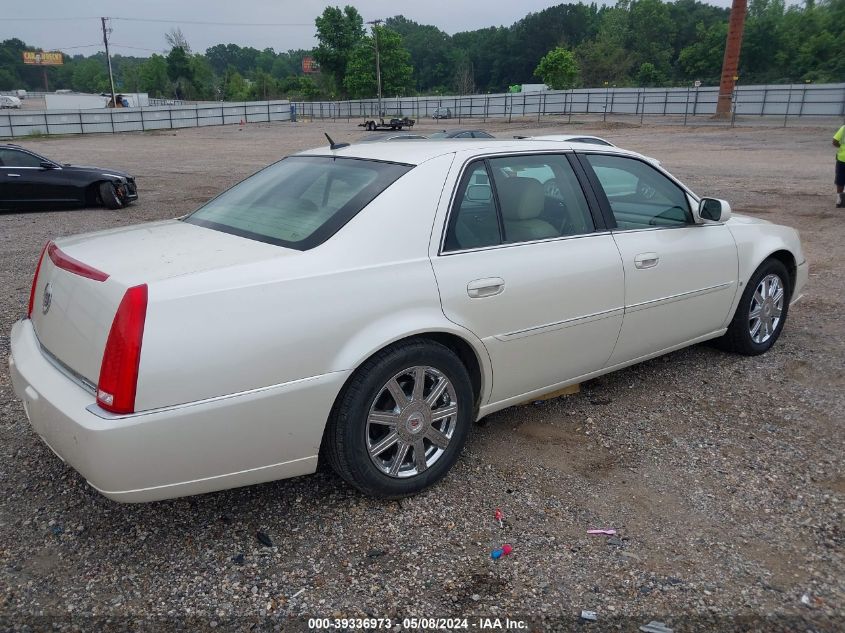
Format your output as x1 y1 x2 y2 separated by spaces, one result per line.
0 119 842 632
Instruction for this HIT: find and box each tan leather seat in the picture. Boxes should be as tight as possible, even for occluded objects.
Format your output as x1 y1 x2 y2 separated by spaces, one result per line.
496 177 557 243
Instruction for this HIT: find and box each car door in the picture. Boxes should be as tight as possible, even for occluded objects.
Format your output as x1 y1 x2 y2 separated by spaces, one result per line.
0 148 32 203
577 152 739 365
431 152 625 404
0 148 76 205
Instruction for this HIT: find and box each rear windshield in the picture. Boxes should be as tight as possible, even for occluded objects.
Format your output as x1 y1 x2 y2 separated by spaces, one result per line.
184 156 412 250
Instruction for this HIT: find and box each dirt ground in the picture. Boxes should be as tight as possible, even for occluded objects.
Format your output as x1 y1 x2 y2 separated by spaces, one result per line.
0 118 842 632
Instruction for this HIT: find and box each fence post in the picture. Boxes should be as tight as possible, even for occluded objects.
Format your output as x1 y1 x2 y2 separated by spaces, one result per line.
108 108 114 134
783 85 793 127
761 87 768 116
586 90 591 116
683 86 690 126
663 89 668 116
508 94 513 123
609 87 615 117
79 110 84 135
168 106 173 130
693 87 699 116
730 86 738 128
640 89 645 125
798 83 808 117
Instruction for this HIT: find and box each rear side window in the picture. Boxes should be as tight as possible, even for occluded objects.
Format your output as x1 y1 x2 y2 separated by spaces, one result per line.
185 156 411 250
443 153 596 252
444 161 501 251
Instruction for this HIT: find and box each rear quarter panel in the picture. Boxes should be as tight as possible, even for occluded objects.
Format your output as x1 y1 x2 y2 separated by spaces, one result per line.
135 153 485 410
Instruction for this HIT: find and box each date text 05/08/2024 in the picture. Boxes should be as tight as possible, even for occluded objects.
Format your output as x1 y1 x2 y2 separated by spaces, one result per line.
307 617 528 630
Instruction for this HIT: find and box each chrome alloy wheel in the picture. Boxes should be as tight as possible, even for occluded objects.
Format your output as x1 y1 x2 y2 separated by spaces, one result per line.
749 273 784 344
366 366 458 478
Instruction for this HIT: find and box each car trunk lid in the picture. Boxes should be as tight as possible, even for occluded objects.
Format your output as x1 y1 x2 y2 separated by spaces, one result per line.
30 219 291 387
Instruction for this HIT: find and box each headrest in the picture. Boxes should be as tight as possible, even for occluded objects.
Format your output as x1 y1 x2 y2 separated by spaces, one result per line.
497 177 544 221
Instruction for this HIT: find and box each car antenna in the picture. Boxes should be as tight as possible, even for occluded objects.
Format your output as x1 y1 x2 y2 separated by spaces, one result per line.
324 133 349 150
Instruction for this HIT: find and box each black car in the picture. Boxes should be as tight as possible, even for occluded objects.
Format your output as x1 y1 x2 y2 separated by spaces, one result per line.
0 144 138 210
428 129 495 139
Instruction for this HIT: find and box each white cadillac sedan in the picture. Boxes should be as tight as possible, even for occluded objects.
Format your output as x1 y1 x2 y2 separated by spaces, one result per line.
9 139 807 502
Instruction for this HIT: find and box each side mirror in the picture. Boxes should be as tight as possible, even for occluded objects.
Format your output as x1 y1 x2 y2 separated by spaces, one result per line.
40 161 57 170
696 197 731 223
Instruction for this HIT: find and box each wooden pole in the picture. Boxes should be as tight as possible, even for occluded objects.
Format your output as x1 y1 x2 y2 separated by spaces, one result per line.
716 0 748 118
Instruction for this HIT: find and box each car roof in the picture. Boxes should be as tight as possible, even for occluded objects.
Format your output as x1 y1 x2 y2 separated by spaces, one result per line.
297 139 648 166
356 133 427 142
521 134 615 146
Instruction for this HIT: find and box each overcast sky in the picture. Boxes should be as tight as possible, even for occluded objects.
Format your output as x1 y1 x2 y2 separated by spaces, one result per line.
3 0 739 57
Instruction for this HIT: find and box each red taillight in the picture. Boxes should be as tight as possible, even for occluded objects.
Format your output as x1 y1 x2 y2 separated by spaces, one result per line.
96 284 148 414
27 241 50 318
47 242 109 282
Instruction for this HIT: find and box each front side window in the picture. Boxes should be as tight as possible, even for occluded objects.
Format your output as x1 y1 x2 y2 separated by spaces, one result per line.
583 154 691 229
185 156 411 250
443 153 596 252
0 149 43 167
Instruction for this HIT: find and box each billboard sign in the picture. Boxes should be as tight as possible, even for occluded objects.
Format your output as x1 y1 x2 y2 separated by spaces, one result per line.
23 51 64 65
302 56 320 74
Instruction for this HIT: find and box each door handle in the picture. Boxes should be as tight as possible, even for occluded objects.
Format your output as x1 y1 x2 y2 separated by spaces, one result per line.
467 277 505 298
8 173 21 177
634 252 660 269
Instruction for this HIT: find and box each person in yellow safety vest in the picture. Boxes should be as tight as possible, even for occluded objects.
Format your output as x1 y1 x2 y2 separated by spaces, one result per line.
833 124 845 208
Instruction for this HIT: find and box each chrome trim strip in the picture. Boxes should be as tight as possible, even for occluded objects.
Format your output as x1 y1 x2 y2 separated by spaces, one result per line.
441 230 612 256
85 371 345 420
39 343 97 394
496 306 624 341
625 281 734 314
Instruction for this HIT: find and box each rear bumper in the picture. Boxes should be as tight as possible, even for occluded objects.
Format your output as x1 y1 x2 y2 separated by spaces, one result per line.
9 318 348 502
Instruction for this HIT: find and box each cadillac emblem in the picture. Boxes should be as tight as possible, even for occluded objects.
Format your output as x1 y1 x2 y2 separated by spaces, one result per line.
42 283 52 315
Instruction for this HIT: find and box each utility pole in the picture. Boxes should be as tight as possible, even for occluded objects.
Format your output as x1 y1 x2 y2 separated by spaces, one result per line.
366 19 383 117
715 0 747 118
101 17 117 107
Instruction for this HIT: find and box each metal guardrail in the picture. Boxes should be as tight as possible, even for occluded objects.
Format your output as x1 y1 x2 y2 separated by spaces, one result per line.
0 100 292 138
293 83 845 127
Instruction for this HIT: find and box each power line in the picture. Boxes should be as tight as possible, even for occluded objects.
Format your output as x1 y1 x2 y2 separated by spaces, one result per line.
54 44 103 50
1 17 100 21
110 16 312 26
109 43 164 53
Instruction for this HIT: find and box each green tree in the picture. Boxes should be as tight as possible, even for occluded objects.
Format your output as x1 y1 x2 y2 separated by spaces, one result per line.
166 46 194 98
189 54 215 99
343 26 413 99
222 66 250 101
314 5 365 94
678 21 727 83
385 16 457 93
534 47 580 89
626 0 676 79
139 54 170 97
636 62 665 86
576 7 632 86
70 58 108 92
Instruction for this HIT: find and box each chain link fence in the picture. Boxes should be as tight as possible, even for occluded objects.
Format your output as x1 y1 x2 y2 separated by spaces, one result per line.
293 83 845 128
0 100 291 138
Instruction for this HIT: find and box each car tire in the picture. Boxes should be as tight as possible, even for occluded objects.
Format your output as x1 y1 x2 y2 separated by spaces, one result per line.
716 258 791 356
323 339 474 498
98 181 125 209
